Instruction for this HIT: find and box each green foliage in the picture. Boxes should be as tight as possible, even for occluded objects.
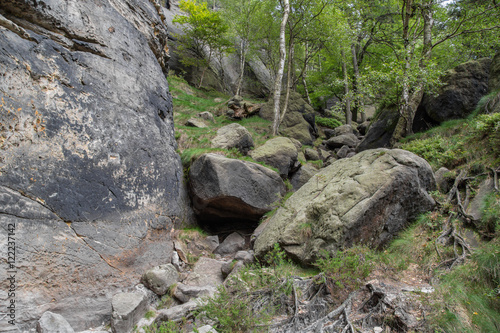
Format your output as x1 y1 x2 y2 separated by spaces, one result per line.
142 321 182 333
315 246 373 299
316 116 342 129
480 191 500 235
144 310 155 320
430 238 500 333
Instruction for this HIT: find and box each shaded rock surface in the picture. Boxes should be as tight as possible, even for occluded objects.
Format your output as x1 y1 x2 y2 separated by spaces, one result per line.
249 137 300 178
0 0 192 330
214 232 246 256
357 106 399 152
421 58 491 123
489 51 500 92
290 164 319 191
189 154 285 228
254 149 436 264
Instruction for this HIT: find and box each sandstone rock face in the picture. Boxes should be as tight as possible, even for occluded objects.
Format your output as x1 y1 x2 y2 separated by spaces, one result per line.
290 164 318 191
211 123 254 154
254 149 436 264
421 58 491 123
0 0 191 330
325 133 360 149
357 106 399 152
259 92 317 145
249 137 300 178
189 154 286 224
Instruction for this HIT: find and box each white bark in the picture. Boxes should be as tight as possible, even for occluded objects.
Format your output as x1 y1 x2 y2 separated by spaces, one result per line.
272 0 290 136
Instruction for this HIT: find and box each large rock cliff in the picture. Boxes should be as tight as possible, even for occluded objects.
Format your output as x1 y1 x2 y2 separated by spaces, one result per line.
0 0 191 331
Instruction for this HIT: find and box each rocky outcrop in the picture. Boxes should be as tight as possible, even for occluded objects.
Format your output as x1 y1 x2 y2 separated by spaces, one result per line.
189 154 286 227
357 106 399 152
111 293 148 333
249 137 300 178
254 149 436 264
421 58 491 123
259 92 317 145
0 0 192 330
211 123 254 154
36 312 75 333
489 51 500 92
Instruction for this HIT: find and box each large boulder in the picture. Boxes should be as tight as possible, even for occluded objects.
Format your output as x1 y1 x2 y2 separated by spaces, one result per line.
141 264 179 296
254 149 436 264
211 123 254 154
248 137 300 178
111 293 148 333
36 312 75 333
0 0 192 330
420 58 491 123
259 92 317 145
189 154 286 227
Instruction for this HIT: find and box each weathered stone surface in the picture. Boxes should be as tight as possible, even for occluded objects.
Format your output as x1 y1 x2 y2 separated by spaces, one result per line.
0 0 192 330
357 121 370 136
141 264 179 296
259 92 317 144
211 123 254 154
467 178 495 221
111 293 148 333
254 149 436 264
173 283 217 303
249 137 299 177
333 124 355 136
324 129 336 139
234 250 255 264
189 153 285 223
305 148 320 161
290 164 319 191
155 301 198 323
186 117 208 128
36 312 75 333
336 145 351 159
435 167 455 194
325 133 360 149
198 111 215 122
421 58 491 123
184 258 225 287
191 325 218 333
214 232 246 256
357 106 399 152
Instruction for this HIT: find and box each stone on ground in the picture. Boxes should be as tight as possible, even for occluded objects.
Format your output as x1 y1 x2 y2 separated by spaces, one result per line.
111 293 148 333
211 123 254 154
189 153 285 222
141 264 179 296
36 312 75 333
249 137 300 178
214 232 246 256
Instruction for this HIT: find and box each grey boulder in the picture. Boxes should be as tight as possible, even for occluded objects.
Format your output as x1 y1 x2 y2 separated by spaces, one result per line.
141 264 179 296
111 293 148 333
189 153 285 223
214 232 246 256
211 123 254 154
254 149 436 264
325 133 360 149
249 137 300 177
36 312 75 333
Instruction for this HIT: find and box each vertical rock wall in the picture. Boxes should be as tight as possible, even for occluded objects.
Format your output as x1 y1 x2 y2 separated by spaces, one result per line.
0 0 191 330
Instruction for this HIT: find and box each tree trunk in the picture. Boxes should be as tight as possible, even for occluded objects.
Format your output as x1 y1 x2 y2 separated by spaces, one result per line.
280 33 294 124
272 0 290 136
236 39 247 96
391 0 433 145
341 49 351 126
351 43 365 123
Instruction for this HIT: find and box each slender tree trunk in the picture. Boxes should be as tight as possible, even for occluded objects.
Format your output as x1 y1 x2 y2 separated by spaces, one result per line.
351 43 365 122
280 34 294 124
272 0 290 136
302 42 312 105
236 39 247 96
341 49 351 126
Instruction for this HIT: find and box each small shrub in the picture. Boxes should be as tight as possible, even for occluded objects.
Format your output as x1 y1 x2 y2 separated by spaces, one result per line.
316 116 342 129
144 310 155 320
315 246 373 302
142 321 182 333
